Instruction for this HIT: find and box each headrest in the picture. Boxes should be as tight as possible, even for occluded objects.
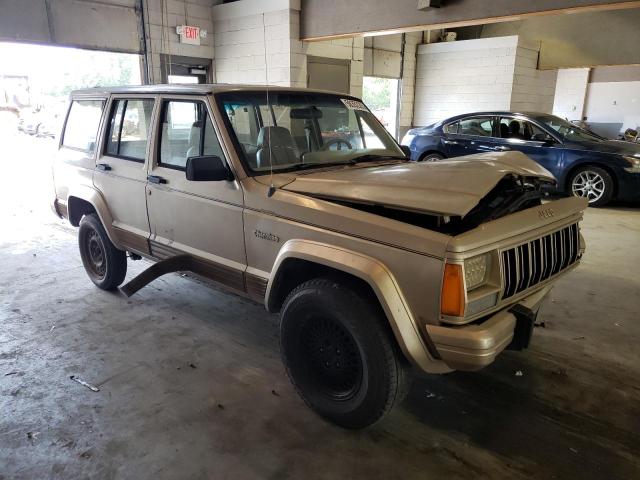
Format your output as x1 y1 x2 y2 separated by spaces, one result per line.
257 126 295 148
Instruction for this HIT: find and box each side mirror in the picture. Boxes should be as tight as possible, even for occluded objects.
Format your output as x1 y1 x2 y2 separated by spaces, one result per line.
400 145 411 157
532 133 555 144
186 155 232 181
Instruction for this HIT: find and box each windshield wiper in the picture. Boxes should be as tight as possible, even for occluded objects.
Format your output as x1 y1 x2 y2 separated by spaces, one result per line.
293 159 356 170
350 154 407 163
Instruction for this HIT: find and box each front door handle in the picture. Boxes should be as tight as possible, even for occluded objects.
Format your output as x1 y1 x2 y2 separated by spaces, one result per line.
147 175 167 184
443 139 459 145
96 163 111 171
493 145 511 151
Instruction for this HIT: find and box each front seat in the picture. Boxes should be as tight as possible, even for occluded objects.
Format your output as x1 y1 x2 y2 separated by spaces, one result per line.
256 126 299 169
508 120 526 140
185 121 203 162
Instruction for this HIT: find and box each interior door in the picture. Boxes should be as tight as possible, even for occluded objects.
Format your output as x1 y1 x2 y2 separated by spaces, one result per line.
93 96 156 243
145 96 246 289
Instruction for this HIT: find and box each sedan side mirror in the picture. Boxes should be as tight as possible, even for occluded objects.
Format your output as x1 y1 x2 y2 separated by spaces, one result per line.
186 155 232 181
400 145 411 157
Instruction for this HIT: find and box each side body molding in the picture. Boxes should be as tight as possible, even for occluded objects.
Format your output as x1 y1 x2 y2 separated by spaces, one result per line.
266 239 450 374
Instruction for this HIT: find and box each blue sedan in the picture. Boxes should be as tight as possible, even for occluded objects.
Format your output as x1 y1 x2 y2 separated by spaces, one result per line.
401 112 640 207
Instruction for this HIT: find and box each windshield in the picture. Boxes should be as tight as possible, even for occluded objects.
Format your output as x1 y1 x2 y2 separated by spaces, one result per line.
216 91 404 174
537 114 606 142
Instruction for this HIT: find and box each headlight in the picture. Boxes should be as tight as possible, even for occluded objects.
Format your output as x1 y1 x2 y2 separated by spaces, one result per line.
624 155 640 172
464 253 490 290
401 134 415 146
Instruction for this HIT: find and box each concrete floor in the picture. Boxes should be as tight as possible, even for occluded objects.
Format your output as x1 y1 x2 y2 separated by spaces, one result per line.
1 132 639 479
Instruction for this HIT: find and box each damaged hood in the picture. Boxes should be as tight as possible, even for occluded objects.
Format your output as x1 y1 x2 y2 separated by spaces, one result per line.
279 151 555 217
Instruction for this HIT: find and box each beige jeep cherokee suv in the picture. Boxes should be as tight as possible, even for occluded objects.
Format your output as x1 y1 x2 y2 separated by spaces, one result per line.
52 85 586 428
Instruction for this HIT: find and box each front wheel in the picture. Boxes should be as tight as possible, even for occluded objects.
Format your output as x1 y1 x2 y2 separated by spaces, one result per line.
280 278 412 429
78 214 127 290
419 152 444 162
569 166 614 207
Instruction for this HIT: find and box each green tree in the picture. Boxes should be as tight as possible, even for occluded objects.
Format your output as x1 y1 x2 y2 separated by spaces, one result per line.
363 77 391 111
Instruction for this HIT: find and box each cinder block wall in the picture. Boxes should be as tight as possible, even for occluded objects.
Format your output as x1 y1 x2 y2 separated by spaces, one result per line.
413 36 518 126
212 0 299 86
510 44 557 113
398 32 423 136
298 36 365 97
144 0 215 84
413 36 558 126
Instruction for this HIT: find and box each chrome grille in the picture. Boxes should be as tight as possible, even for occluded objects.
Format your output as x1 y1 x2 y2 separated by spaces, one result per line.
501 223 580 300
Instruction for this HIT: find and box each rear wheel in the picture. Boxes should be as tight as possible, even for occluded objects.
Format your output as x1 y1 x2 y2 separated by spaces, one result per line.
420 152 444 162
569 166 614 207
280 277 411 429
78 214 127 290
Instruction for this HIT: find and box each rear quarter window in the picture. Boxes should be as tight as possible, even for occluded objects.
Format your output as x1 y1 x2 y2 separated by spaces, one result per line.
62 100 105 152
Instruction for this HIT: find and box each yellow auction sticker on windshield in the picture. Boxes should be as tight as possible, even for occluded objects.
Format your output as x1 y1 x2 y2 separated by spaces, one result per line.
341 99 368 111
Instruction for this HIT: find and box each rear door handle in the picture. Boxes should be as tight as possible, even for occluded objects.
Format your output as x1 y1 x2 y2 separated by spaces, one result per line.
493 145 511 151
96 163 111 171
147 175 167 184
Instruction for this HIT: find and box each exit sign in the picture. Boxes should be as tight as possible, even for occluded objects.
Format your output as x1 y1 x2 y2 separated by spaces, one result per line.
176 25 207 45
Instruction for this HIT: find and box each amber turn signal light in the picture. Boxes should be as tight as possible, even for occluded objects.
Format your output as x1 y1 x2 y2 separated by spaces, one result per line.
441 263 465 317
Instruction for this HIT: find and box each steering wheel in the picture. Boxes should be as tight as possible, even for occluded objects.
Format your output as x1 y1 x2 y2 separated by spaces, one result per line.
320 138 353 151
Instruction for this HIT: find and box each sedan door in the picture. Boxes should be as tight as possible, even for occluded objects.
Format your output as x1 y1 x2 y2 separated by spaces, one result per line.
145 96 246 291
495 116 564 176
442 116 497 157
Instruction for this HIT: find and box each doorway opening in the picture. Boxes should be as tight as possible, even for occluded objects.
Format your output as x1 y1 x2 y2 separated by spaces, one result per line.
160 54 211 84
362 76 399 139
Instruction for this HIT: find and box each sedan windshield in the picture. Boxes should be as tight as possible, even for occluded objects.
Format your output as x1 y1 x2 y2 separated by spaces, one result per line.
537 114 606 142
216 91 404 174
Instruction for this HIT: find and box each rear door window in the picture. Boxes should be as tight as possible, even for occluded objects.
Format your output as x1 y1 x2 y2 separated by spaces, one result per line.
62 100 105 152
458 117 494 137
104 99 154 162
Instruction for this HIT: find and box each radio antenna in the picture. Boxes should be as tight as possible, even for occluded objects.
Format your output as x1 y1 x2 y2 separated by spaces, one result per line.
262 13 276 198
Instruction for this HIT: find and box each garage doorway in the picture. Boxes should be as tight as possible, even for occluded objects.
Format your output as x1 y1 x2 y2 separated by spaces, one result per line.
0 42 142 245
362 76 399 139
307 57 350 94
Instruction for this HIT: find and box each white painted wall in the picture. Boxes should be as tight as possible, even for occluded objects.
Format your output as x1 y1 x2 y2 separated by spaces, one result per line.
584 81 640 133
413 36 519 126
552 68 590 121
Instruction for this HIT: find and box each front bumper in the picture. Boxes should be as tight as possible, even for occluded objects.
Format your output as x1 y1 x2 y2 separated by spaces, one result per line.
616 169 640 202
426 285 552 371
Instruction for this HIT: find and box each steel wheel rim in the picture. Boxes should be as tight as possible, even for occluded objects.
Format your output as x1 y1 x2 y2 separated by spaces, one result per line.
301 316 363 401
572 170 605 203
86 230 106 278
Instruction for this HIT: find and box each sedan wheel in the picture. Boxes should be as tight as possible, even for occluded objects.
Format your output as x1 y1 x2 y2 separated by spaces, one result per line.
569 166 614 207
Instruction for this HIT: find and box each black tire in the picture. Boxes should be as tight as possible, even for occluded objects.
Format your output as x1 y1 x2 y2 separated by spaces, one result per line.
280 277 412 429
420 152 444 162
78 214 127 290
568 166 614 207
